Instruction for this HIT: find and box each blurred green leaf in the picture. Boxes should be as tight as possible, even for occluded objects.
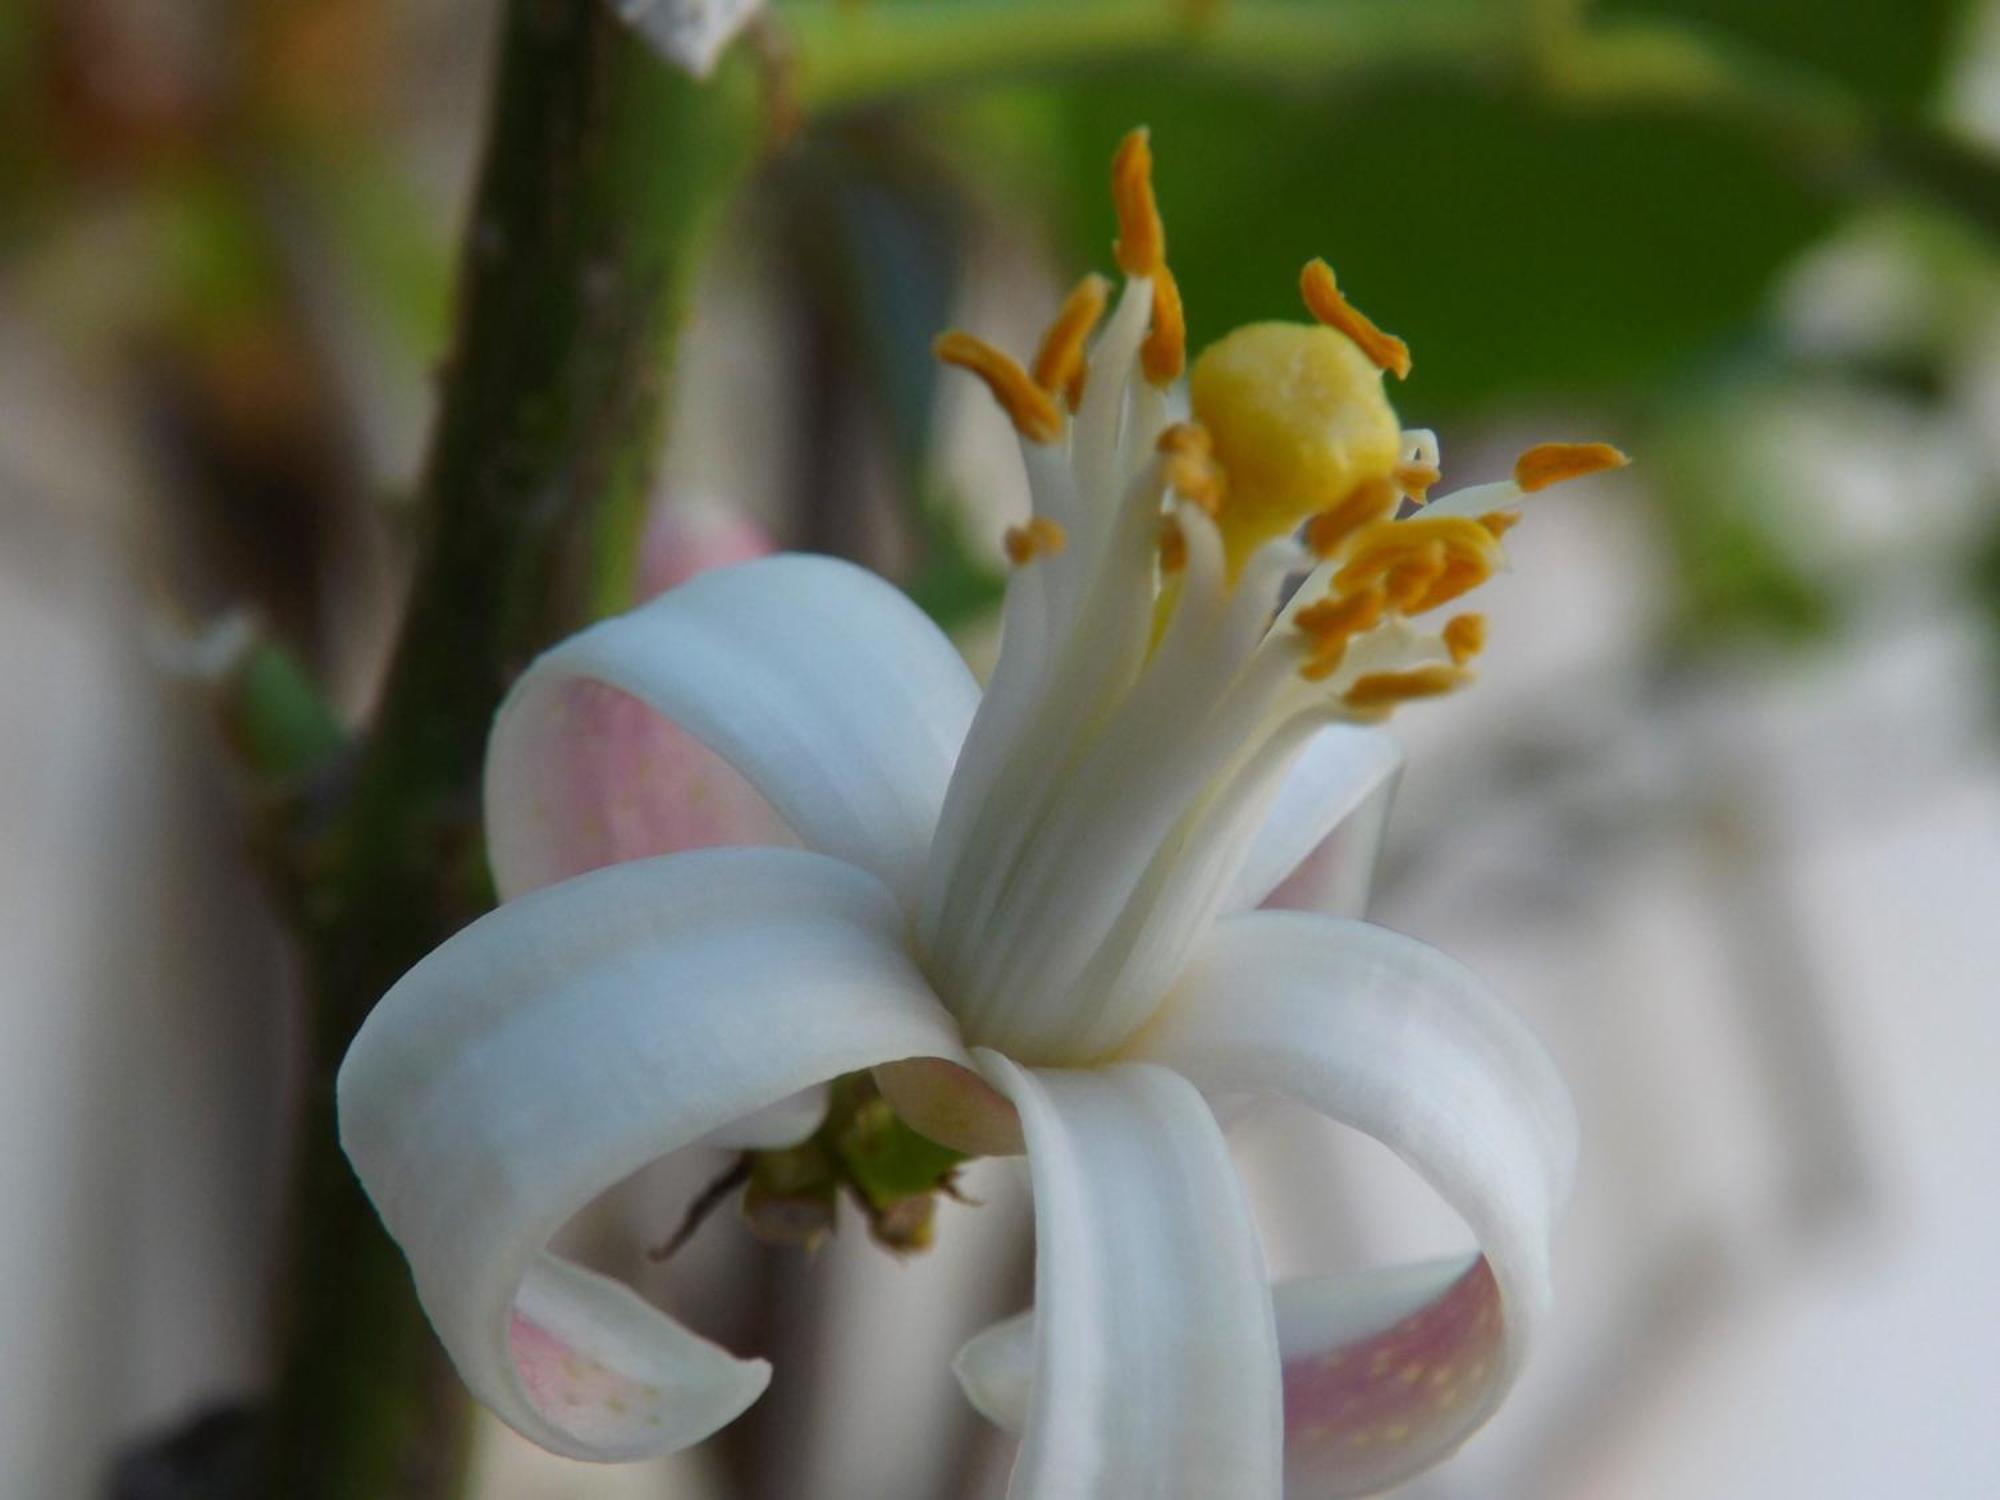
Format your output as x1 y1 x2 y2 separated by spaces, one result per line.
1650 376 1838 650
1600 0 1973 111
1029 79 1837 417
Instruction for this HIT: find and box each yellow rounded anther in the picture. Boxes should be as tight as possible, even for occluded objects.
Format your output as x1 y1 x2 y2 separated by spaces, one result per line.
1189 322 1401 573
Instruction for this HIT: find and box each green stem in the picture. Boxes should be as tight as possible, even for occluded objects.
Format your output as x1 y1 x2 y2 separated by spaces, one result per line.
257 3 760 1495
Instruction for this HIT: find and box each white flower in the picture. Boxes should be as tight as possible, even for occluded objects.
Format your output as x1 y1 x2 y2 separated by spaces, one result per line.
339 129 1621 1497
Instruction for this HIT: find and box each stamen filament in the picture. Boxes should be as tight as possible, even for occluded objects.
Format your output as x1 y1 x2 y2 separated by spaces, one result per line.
1301 257 1412 380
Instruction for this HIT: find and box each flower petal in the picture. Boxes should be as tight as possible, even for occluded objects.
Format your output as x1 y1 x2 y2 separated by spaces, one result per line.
338 847 967 1461
485 554 980 908
957 1259 1500 1494
972 1051 1283 1499
1120 911 1576 1495
1222 725 1403 915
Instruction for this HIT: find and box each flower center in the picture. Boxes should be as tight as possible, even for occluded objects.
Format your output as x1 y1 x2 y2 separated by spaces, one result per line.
915 128 1626 1067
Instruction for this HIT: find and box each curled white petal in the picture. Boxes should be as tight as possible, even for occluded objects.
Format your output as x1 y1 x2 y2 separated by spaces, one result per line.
613 0 761 78
1120 911 1576 1495
1222 725 1404 915
486 553 979 908
957 1257 1501 1499
972 1051 1283 1499
338 848 967 1461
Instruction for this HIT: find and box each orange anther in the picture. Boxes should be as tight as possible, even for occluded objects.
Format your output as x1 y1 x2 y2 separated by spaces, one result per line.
935 330 1064 445
1343 664 1466 711
1003 515 1069 567
1442 613 1486 665
1305 477 1398 558
1031 273 1111 397
1295 584 1387 644
1111 127 1166 277
1512 441 1628 493
1479 510 1520 539
1300 258 1411 380
1142 264 1187 385
1393 461 1442 503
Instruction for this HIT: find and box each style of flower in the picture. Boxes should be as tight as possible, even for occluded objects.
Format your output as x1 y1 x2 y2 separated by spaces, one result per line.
339 129 1621 1497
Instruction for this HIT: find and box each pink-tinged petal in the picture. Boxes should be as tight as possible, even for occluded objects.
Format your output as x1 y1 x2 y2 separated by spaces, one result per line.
1276 1259 1506 1496
1223 725 1403 917
1120 910 1575 1495
509 677 799 893
970 1052 1283 1500
637 495 774 599
337 847 968 1461
486 553 981 908
957 1258 1506 1499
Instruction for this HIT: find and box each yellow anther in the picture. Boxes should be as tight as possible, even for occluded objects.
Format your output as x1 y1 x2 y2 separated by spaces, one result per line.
1158 422 1224 513
1344 664 1467 711
1385 542 1448 613
1003 515 1068 566
1300 258 1412 380
1336 515 1501 614
1513 440 1628 493
1190 322 1401 573
1442 612 1486 665
1111 127 1166 277
1142 264 1187 385
1305 476 1398 558
1031 273 1111 398
1393 460 1442 502
1479 510 1520 540
1158 514 1189 574
1295 584 1387 645
935 331 1065 445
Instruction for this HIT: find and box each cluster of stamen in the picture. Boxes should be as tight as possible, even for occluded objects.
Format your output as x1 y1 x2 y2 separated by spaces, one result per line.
932 123 1630 734
910 126 1633 1067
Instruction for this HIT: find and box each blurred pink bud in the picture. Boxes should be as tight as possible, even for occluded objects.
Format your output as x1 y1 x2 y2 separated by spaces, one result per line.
637 493 776 600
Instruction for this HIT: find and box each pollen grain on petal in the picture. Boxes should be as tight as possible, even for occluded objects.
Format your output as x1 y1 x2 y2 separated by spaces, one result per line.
1142 264 1187 385
1003 515 1069 567
934 330 1065 445
1512 440 1628 493
1158 514 1189 574
1301 257 1412 380
1031 272 1111 398
1479 510 1521 540
1111 126 1166 277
